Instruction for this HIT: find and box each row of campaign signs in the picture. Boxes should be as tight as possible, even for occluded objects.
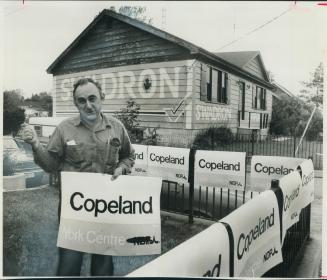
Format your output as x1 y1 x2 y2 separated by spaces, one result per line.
56 145 314 277
131 144 308 192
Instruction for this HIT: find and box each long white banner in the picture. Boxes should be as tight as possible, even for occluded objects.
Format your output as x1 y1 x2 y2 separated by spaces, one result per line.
250 156 305 191
128 223 230 277
221 190 282 277
131 144 148 176
147 145 190 184
279 171 302 244
57 172 162 256
194 150 246 190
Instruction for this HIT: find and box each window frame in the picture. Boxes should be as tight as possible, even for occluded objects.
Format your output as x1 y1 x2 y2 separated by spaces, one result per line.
201 64 229 105
253 85 267 110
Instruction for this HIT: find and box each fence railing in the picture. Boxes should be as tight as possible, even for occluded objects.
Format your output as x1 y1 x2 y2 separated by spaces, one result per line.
160 179 311 278
156 132 323 170
264 204 311 277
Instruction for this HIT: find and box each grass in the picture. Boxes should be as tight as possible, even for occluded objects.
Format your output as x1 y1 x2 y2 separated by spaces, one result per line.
3 186 211 276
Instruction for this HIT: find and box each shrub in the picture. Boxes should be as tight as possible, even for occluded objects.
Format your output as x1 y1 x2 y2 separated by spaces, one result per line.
192 127 234 150
113 99 158 145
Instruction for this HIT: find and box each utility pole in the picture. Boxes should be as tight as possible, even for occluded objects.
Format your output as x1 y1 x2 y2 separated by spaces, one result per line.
295 105 317 155
161 7 166 30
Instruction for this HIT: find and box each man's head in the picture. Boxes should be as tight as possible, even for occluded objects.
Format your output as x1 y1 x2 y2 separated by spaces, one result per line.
73 78 105 123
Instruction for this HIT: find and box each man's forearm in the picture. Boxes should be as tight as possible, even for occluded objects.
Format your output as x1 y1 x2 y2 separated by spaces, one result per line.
33 144 61 173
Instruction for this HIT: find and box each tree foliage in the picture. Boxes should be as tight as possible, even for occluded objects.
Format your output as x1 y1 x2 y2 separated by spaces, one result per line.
270 96 322 140
25 92 53 116
109 6 153 24
3 90 26 135
299 62 323 105
113 99 157 144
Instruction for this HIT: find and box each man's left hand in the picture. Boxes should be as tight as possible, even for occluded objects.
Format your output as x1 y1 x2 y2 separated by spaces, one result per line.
111 166 123 181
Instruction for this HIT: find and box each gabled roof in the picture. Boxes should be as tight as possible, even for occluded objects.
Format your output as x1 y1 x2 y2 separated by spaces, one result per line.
214 51 270 81
213 51 259 68
47 9 274 89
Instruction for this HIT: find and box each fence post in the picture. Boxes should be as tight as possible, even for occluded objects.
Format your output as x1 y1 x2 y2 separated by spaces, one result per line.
188 148 196 224
293 135 297 157
271 179 283 244
251 131 255 156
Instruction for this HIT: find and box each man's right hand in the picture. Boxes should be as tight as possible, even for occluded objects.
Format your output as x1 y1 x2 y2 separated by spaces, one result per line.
21 124 40 150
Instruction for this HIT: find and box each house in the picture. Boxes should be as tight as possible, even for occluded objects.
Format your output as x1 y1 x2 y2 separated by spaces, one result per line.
46 9 275 145
271 82 295 101
21 106 49 118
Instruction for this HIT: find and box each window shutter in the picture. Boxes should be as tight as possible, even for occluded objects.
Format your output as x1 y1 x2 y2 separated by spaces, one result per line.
252 85 257 109
207 67 212 102
200 64 207 101
212 69 218 103
217 70 222 103
224 73 229 104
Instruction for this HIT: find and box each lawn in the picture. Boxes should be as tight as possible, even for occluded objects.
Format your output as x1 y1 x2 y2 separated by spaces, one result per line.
3 186 212 276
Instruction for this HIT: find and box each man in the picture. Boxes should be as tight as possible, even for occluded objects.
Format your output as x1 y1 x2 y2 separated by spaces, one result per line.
22 78 135 276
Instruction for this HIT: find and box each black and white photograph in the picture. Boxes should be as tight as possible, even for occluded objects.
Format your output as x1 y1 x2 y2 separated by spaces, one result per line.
2 1 326 277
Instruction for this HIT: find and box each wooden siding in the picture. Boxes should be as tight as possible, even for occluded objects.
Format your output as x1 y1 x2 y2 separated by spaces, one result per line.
243 56 265 80
193 61 272 132
54 60 195 130
52 17 191 75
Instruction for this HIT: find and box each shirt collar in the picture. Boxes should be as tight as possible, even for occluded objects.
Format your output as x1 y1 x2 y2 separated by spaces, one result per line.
72 113 112 130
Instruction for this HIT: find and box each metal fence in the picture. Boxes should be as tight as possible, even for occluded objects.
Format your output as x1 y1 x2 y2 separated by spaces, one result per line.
161 179 311 277
157 132 323 170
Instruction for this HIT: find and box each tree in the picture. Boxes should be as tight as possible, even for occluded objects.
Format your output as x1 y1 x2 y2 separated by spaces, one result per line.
4 89 24 109
113 99 157 144
109 6 153 24
3 90 26 135
25 91 53 116
270 96 322 140
299 62 323 105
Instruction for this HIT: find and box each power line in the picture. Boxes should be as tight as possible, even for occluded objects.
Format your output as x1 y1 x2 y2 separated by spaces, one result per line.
218 6 293 51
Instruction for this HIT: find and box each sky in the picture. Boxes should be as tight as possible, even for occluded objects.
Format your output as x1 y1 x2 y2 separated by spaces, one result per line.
1 1 326 98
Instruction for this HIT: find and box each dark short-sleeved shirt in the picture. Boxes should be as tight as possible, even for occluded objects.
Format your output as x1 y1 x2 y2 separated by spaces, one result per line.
33 114 135 174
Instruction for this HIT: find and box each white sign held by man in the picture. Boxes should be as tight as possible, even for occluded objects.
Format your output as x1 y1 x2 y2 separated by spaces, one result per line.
147 145 190 184
221 190 282 277
131 144 148 176
128 223 230 277
57 172 162 256
194 150 246 190
250 156 305 191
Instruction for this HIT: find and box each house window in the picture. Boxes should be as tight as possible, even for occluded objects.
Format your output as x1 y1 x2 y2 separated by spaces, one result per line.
260 113 269 129
201 64 228 104
253 86 266 110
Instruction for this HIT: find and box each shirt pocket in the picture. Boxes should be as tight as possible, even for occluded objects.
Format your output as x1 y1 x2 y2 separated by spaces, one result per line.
65 144 84 164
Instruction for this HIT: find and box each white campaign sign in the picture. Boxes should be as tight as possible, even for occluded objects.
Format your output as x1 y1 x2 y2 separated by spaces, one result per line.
128 223 230 277
221 190 282 277
131 144 148 176
194 150 246 190
57 172 162 256
297 159 315 209
250 156 305 191
147 145 190 184
279 171 302 244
